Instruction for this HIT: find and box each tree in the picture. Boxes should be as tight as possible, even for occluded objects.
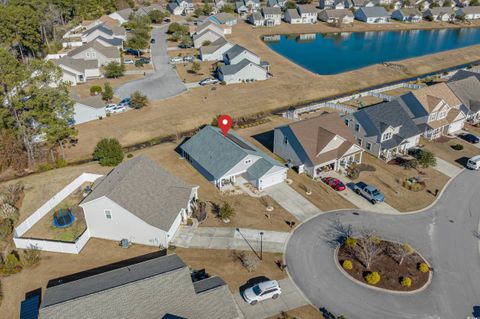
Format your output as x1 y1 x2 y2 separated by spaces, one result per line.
284 1 297 9
471 0 480 5
0 219 13 239
148 9 166 23
238 252 259 272
180 35 193 48
191 61 201 73
130 91 149 109
220 4 235 13
218 202 235 221
93 138 124 166
102 83 113 101
127 35 149 54
418 150 436 168
443 0 452 6
90 85 102 95
104 61 124 78
389 242 415 265
22 246 41 267
2 252 22 275
355 231 383 270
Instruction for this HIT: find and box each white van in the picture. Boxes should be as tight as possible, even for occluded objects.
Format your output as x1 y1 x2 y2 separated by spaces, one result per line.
467 155 480 170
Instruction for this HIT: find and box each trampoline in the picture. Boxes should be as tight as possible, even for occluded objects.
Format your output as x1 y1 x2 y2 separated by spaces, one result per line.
52 209 75 228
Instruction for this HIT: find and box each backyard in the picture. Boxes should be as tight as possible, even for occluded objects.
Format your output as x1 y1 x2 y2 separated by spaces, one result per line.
342 95 384 109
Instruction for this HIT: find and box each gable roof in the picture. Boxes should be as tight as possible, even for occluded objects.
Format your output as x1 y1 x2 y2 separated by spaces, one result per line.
280 113 361 166
83 24 114 38
286 8 301 18
267 0 280 6
250 11 265 21
180 126 283 180
200 37 231 55
358 6 390 17
224 44 258 61
397 7 422 16
81 156 196 231
211 12 237 23
426 7 455 15
39 254 239 319
95 36 123 47
297 4 318 14
218 58 264 75
408 82 462 113
54 56 98 73
448 70 480 82
353 100 421 142
197 20 224 34
322 8 354 18
262 7 282 15
68 40 120 59
458 6 480 14
447 76 480 112
114 8 134 20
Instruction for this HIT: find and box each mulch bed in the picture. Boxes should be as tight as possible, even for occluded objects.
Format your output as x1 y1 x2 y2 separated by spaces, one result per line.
337 240 430 292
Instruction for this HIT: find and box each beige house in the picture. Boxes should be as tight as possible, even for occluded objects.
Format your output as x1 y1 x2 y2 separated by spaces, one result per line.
68 40 121 66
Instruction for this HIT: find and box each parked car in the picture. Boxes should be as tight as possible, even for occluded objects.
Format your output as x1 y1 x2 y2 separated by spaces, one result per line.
105 104 126 114
170 57 184 63
408 147 424 159
322 177 346 191
118 98 131 107
137 57 151 64
150 38 155 44
125 48 142 56
242 280 281 305
352 182 385 204
459 133 479 144
183 55 194 62
124 59 134 64
199 78 219 86
178 43 193 49
467 155 480 170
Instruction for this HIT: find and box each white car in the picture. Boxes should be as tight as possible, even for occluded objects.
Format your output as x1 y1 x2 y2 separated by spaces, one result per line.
242 280 281 305
170 57 184 63
199 78 219 86
124 59 134 64
467 155 480 170
105 104 126 114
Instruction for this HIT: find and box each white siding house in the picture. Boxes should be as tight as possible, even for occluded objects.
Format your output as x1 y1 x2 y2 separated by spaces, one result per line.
355 7 391 23
218 60 268 84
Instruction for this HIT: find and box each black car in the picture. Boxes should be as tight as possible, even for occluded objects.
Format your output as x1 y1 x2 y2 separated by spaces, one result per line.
179 43 193 49
459 133 480 144
150 38 155 44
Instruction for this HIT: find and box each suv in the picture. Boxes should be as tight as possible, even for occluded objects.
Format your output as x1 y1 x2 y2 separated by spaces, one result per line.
459 133 479 144
118 98 131 107
242 280 281 305
183 55 194 62
170 57 184 63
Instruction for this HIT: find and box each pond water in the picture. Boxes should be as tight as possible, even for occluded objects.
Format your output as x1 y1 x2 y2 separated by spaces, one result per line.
263 28 480 75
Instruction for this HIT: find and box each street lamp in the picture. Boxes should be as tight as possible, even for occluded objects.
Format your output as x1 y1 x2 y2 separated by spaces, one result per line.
259 232 264 261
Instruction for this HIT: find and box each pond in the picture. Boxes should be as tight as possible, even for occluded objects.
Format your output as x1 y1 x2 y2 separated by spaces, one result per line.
263 28 480 75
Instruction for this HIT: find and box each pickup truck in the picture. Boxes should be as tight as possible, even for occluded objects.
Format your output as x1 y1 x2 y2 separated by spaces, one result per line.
352 182 385 204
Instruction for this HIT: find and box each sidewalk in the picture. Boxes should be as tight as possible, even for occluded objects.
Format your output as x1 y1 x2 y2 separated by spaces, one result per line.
264 183 323 221
233 278 308 319
172 227 289 253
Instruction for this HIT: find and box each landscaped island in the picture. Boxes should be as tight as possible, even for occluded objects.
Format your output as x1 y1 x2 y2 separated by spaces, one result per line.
264 28 480 74
336 232 431 292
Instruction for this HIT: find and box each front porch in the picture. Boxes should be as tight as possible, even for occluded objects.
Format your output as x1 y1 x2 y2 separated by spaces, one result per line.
379 143 410 162
313 152 363 177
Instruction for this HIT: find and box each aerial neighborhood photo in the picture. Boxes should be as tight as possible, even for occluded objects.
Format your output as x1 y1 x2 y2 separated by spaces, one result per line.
1 0 480 318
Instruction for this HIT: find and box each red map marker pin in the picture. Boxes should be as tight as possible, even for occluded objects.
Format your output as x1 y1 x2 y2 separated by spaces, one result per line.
218 115 233 137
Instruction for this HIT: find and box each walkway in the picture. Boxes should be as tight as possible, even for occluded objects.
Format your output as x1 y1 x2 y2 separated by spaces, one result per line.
233 278 308 319
172 227 289 253
264 183 323 221
434 157 463 177
114 25 186 100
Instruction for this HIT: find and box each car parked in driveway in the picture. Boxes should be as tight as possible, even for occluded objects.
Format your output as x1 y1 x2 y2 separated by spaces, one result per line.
352 182 384 204
105 104 126 114
137 57 151 64
183 55 194 62
124 59 134 64
150 38 155 44
459 133 479 144
170 57 184 63
178 43 193 49
467 155 480 170
199 78 219 86
322 177 346 191
118 98 131 107
242 280 281 305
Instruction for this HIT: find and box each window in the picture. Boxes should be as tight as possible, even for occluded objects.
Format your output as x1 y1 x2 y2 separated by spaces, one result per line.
355 123 360 132
105 210 112 219
366 142 372 151
344 118 349 127
283 136 288 144
382 132 392 141
438 111 447 119
357 138 362 146
245 159 252 164
429 112 437 121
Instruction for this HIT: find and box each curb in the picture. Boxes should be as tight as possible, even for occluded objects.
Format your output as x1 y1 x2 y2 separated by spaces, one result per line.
333 246 433 295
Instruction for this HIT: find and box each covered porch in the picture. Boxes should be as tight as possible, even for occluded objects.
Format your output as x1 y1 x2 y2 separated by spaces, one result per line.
379 141 410 162
313 151 363 177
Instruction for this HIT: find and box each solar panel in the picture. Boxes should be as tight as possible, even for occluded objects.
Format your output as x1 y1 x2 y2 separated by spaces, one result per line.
226 134 255 151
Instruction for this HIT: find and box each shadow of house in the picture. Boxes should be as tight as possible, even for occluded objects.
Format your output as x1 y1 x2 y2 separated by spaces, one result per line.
252 130 275 152
455 156 469 168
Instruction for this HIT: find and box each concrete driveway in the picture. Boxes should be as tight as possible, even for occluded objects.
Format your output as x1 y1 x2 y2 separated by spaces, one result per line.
234 278 308 319
285 170 480 319
114 25 186 100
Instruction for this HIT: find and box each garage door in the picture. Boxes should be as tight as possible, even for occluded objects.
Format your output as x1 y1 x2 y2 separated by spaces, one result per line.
448 121 464 134
259 170 286 190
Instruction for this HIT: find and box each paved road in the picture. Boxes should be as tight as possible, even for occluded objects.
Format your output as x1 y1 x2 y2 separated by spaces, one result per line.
114 25 186 100
285 169 480 319
234 278 308 319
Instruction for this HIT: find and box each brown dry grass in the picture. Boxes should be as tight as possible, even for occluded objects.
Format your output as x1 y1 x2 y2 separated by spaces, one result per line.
422 136 479 168
0 239 160 319
342 95 384 108
358 154 450 212
173 247 287 293
174 61 217 83
70 74 143 100
465 123 480 137
266 305 324 319
382 86 422 97
167 48 199 58
65 20 480 161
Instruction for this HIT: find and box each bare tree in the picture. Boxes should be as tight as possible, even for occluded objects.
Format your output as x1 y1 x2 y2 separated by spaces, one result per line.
355 230 383 270
389 242 415 265
238 252 259 272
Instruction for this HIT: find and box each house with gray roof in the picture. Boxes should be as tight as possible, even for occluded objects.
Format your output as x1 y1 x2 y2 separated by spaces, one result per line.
449 69 480 82
209 12 238 26
236 1 249 15
423 7 455 21
355 6 391 23
392 8 422 22
262 7 283 26
70 94 107 124
343 100 422 161
68 40 121 66
447 75 480 124
248 11 266 26
200 37 234 61
217 59 269 84
79 156 198 248
180 126 287 190
284 8 303 23
53 56 101 86
193 26 224 48
268 0 288 7
39 254 240 319
456 6 480 20
223 44 261 65
318 9 354 24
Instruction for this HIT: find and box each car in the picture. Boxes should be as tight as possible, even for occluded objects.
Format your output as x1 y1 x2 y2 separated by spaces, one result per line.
170 57 184 63
322 176 346 191
183 55 194 62
118 98 131 107
459 133 479 144
242 280 281 305
150 38 155 44
125 48 142 56
178 43 193 49
199 78 219 86
352 182 385 204
124 59 134 64
467 155 480 170
164 18 171 23
408 147 424 159
105 104 126 114
137 57 151 64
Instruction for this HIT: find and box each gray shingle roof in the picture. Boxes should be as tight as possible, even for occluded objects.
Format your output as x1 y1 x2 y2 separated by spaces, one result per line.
297 4 318 15
115 8 134 20
180 126 282 180
218 58 260 75
54 56 98 73
84 24 114 38
247 158 273 179
353 100 421 143
39 254 240 319
448 70 480 82
322 9 354 18
250 11 264 21
447 76 480 112
224 44 257 61
68 40 120 59
96 36 123 47
262 7 282 15
358 6 390 18
81 156 196 231
286 8 301 19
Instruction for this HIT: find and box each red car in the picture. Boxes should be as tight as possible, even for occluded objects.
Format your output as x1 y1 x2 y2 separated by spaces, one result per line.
322 177 346 191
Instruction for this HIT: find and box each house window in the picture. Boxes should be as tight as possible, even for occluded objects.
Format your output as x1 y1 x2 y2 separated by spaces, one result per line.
105 210 112 219
438 111 447 119
357 138 362 146
382 132 392 141
366 142 372 151
355 123 360 132
344 118 349 127
283 136 288 144
429 112 437 121
245 159 252 164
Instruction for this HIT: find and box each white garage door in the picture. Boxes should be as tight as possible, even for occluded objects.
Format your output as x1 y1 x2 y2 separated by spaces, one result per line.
448 121 464 134
259 170 286 190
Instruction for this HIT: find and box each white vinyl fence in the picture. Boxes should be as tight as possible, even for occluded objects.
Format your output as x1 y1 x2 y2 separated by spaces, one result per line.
13 173 103 254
